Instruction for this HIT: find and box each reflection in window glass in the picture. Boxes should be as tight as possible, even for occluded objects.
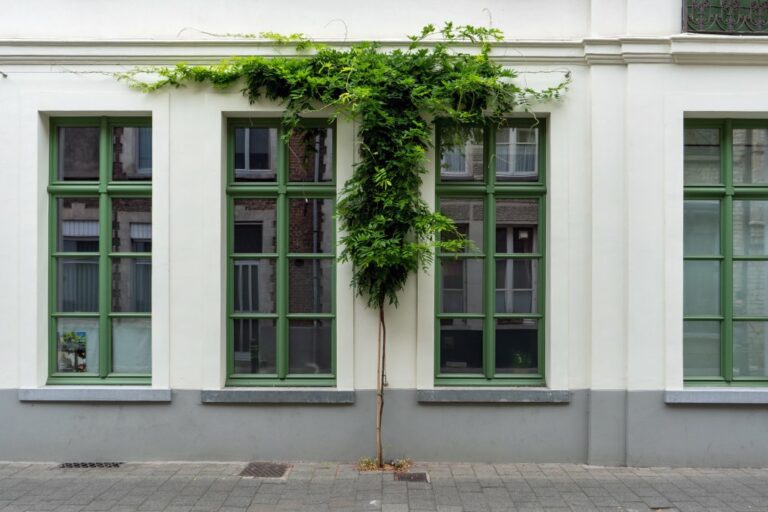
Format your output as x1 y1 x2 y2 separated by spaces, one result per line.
496 127 538 181
733 321 768 378
234 199 277 253
289 199 333 253
288 128 333 182
58 127 100 181
495 319 538 374
289 319 332 374
683 321 720 377
440 129 483 182
289 259 332 314
684 260 720 316
233 319 277 374
234 128 278 182
733 200 768 256
733 128 768 185
112 198 152 252
57 258 99 312
440 319 483 374
111 258 151 313
57 198 99 252
684 200 720 256
441 259 483 313
233 259 276 314
113 127 152 180
495 199 538 253
684 128 720 185
440 199 484 250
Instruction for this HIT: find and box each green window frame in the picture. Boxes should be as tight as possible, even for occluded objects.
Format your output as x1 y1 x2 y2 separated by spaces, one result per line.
684 119 768 386
226 119 337 386
48 117 152 385
435 120 547 386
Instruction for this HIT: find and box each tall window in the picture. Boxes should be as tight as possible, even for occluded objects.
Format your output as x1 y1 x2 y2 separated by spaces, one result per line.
684 120 768 385
49 118 152 384
227 120 336 386
436 121 546 386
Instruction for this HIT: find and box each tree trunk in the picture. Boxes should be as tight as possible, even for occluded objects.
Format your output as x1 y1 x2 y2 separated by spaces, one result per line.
375 306 386 468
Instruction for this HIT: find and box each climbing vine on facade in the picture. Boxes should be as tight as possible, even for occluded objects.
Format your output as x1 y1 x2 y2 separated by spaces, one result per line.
119 22 569 466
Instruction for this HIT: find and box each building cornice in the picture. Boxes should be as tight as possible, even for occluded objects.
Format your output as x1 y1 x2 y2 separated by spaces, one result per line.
2 34 768 66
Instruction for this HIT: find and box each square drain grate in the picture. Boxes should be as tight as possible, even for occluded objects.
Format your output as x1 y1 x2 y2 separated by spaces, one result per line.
239 462 290 478
394 471 429 482
58 462 123 469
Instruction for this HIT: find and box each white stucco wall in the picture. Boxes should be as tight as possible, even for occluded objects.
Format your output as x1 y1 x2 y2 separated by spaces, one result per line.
4 0 768 394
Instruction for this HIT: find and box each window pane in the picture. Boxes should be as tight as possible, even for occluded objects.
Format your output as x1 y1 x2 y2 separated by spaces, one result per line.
289 319 332 374
111 258 152 313
289 199 333 253
233 259 276 313
57 257 98 312
440 258 483 313
289 259 332 314
112 126 152 180
57 126 100 181
733 128 768 185
495 319 538 374
684 200 720 256
233 319 276 374
439 318 483 374
112 198 152 252
288 128 333 182
57 198 99 252
733 321 768 378
683 260 720 316
495 199 538 253
734 261 768 317
683 321 721 377
496 127 539 181
440 198 484 251
56 318 99 373
112 318 151 374
733 200 768 256
684 128 720 185
233 199 277 253
440 129 483 182
234 127 277 182
495 259 536 314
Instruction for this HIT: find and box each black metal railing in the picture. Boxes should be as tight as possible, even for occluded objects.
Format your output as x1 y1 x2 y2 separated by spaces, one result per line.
685 0 768 34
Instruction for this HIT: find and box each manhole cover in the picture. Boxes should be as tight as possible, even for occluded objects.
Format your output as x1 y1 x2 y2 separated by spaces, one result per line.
57 462 123 469
394 472 429 482
239 462 290 478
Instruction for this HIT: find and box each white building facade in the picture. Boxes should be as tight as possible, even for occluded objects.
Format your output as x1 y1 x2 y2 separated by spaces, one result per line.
2 0 768 466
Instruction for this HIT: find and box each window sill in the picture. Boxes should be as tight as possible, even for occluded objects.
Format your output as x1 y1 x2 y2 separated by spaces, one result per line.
18 387 171 403
201 388 355 404
416 388 571 404
665 388 768 405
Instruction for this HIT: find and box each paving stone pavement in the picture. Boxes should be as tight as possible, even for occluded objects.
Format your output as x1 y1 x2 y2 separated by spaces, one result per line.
1 461 768 512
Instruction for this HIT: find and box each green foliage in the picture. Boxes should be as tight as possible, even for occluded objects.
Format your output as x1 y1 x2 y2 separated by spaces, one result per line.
118 23 569 310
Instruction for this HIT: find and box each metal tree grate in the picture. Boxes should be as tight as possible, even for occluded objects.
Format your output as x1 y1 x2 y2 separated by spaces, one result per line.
239 462 290 478
394 471 429 482
57 462 123 469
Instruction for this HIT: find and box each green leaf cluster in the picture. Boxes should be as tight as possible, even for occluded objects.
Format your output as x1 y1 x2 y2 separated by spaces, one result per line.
118 23 569 309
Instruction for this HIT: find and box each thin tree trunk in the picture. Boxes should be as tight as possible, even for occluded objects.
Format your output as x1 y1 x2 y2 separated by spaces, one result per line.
375 306 386 468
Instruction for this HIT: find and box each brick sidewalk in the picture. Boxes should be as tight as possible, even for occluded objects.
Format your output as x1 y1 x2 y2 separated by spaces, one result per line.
1 462 767 512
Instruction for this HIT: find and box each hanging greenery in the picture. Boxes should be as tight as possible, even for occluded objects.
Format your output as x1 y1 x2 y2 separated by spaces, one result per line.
118 22 569 467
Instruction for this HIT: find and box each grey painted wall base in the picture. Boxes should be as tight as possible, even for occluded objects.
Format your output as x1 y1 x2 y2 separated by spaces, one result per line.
3 389 768 466
587 390 627 466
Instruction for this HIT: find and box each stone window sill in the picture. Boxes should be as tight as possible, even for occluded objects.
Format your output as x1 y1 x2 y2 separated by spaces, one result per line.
665 388 768 405
18 387 172 403
201 388 355 404
417 388 571 404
